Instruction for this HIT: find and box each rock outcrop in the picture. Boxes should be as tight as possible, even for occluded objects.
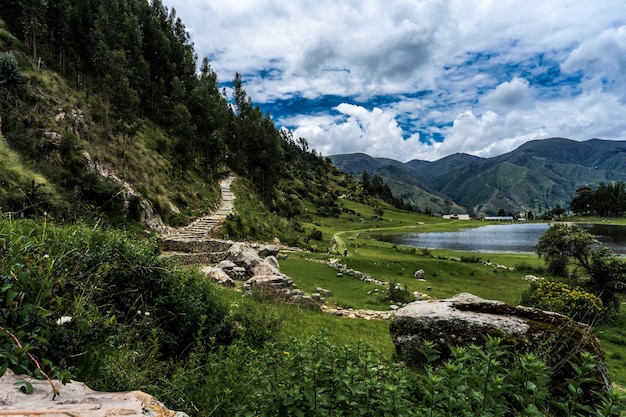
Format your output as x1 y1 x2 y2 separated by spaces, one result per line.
390 293 611 394
0 369 187 417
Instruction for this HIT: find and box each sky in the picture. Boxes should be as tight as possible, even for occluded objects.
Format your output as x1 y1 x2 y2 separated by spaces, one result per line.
165 0 626 162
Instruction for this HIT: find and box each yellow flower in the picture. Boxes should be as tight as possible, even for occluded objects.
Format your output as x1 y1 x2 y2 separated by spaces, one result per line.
284 351 290 355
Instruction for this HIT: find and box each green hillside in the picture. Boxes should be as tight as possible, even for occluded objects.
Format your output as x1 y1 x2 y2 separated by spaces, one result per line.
0 4 373 241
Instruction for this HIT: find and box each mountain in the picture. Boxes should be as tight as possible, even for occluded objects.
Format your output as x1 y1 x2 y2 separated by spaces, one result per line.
330 138 626 216
329 153 465 213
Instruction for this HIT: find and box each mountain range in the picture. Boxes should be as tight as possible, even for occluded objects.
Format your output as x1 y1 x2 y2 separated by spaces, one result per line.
330 138 626 216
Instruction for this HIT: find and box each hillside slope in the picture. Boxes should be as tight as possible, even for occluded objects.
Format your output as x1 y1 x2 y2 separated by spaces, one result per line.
0 6 369 244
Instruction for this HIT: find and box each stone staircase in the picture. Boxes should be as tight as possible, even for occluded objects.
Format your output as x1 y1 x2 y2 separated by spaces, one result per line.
159 175 236 264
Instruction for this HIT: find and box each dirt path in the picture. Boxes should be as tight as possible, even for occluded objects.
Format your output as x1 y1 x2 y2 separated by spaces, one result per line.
162 174 236 242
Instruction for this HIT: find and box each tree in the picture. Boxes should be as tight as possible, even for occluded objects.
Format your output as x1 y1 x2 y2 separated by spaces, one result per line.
570 186 594 215
535 224 626 316
21 0 48 62
0 53 21 85
362 171 371 194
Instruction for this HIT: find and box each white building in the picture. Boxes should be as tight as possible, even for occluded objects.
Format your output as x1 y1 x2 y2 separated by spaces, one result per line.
442 214 471 220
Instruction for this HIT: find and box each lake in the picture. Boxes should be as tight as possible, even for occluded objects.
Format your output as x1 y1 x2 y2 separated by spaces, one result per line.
381 223 626 254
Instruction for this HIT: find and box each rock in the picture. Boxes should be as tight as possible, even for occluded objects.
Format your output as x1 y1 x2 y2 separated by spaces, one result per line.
250 260 281 277
231 266 248 280
226 243 260 268
315 287 333 297
201 266 235 286
217 260 237 270
264 255 280 270
0 369 188 417
413 269 425 279
390 293 611 398
258 244 280 258
244 275 293 290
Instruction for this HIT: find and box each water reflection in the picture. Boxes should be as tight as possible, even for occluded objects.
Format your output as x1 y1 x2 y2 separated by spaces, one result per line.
383 223 626 254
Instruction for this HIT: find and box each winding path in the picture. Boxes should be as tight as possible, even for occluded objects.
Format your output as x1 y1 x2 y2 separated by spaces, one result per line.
160 174 236 245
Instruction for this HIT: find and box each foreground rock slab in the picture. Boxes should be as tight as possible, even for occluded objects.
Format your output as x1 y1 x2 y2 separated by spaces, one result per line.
0 370 187 417
390 293 611 392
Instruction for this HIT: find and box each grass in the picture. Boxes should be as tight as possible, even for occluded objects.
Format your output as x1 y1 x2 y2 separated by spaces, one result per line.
253 201 626 387
279 257 388 310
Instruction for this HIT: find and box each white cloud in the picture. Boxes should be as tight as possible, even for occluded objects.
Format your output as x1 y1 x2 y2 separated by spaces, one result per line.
562 26 626 93
166 0 626 162
482 78 531 107
291 104 422 159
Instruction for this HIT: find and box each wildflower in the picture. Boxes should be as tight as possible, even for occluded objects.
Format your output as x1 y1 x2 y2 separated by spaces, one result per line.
56 316 72 325
283 351 290 355
144 311 150 316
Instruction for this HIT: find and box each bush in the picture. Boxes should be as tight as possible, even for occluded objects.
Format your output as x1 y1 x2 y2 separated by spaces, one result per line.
0 219 232 384
308 228 323 241
521 280 604 323
0 52 20 85
380 282 415 304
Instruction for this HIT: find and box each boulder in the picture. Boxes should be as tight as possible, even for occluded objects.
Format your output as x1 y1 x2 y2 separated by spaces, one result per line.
258 244 280 258
243 275 293 292
0 369 187 417
231 266 248 280
201 266 235 286
413 269 425 280
226 243 260 268
217 260 237 270
264 255 280 270
250 259 281 277
390 293 610 395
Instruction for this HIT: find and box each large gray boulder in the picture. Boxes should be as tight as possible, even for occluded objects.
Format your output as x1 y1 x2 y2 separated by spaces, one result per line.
390 293 610 393
226 242 260 268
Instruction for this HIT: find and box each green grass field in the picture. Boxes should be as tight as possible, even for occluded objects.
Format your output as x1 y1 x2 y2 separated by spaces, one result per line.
257 200 626 387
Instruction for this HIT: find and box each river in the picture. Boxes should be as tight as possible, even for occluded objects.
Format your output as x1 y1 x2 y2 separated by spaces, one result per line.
381 222 626 254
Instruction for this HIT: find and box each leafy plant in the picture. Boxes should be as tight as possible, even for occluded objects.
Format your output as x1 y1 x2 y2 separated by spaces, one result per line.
521 280 604 323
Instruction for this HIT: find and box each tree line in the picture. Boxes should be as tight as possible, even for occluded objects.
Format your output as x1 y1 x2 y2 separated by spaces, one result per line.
571 182 626 217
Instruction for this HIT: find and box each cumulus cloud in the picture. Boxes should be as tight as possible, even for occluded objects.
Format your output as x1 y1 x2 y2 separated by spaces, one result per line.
291 104 421 159
561 26 626 93
166 0 626 161
482 78 531 107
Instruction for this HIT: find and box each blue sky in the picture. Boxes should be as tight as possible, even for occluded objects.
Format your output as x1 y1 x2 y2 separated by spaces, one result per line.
166 0 626 162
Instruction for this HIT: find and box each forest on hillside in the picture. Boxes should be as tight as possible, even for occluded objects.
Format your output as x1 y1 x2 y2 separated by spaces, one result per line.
0 0 413 223
0 0 287 205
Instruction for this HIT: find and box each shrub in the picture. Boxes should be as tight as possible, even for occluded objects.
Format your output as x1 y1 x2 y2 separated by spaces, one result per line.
460 255 482 263
521 280 604 323
381 282 415 304
308 228 323 241
0 219 231 384
0 52 20 85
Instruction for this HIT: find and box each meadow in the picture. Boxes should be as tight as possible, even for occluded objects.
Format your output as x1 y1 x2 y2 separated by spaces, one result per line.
261 199 626 387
